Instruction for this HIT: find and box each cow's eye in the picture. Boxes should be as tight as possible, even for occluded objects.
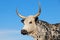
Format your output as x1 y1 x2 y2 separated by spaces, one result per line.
21 19 24 23
29 21 32 24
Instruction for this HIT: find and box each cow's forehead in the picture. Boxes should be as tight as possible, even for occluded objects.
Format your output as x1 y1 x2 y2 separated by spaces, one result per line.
26 16 35 20
24 16 35 22
27 15 34 18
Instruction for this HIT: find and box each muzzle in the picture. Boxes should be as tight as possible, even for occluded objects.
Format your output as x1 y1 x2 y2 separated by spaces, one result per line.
21 29 28 35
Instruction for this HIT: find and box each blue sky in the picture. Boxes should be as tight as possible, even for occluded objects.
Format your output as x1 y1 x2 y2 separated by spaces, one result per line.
0 0 60 40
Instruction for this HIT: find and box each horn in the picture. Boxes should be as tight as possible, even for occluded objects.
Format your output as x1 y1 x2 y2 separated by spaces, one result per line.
34 2 41 17
16 9 26 19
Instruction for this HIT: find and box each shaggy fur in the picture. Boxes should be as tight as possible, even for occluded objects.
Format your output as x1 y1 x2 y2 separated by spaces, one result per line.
33 20 60 40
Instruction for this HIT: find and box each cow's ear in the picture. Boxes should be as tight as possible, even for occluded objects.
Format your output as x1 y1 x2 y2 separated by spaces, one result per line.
35 17 38 22
21 19 25 23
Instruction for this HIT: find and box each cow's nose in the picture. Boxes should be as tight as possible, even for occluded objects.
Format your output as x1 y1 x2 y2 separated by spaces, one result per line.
21 29 28 35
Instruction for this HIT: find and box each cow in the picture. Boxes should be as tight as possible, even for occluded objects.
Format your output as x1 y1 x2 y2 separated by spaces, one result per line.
16 4 60 40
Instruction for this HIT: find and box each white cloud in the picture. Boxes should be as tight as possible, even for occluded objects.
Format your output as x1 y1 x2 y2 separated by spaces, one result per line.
0 30 20 40
0 30 20 35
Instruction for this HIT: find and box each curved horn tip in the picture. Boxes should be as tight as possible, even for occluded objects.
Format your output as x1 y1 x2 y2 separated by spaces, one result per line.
34 5 41 17
16 9 26 19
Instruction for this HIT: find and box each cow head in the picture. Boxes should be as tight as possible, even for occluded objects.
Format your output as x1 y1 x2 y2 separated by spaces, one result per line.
16 4 41 35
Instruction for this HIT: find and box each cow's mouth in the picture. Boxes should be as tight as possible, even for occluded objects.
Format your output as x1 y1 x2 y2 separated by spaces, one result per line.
28 31 34 34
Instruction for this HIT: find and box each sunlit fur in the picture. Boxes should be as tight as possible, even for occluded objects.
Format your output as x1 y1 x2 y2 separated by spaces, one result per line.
22 15 37 33
21 15 60 40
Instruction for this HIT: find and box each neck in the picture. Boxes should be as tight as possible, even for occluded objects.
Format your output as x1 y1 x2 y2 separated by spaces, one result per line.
30 25 46 40
30 20 52 40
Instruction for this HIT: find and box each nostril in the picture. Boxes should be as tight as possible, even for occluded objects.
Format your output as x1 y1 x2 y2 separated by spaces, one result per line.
21 30 26 33
21 29 28 35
